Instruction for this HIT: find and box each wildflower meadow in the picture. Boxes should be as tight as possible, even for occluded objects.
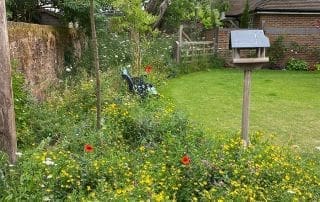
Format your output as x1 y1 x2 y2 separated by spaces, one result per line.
1 6 320 200
2 60 320 200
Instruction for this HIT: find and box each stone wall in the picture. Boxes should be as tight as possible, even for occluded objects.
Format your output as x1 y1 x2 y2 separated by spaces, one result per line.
8 22 84 100
213 14 320 68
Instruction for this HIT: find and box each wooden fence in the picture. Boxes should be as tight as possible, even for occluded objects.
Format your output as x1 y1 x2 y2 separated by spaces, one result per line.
175 25 216 63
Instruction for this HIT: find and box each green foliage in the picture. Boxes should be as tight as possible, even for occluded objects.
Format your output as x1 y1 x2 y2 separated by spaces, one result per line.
315 64 320 71
111 0 156 33
1 117 320 201
6 0 40 23
199 0 229 28
3 68 320 201
162 0 196 30
11 62 35 148
169 54 225 77
109 0 156 73
96 25 175 79
163 0 229 30
268 36 311 70
59 0 91 28
140 34 175 74
97 32 131 71
4 7 320 200
215 0 230 12
268 36 286 68
240 0 250 28
109 99 189 147
199 7 222 29
286 58 309 71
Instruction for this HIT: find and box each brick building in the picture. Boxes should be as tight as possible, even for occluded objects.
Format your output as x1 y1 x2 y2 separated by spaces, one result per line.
214 0 320 69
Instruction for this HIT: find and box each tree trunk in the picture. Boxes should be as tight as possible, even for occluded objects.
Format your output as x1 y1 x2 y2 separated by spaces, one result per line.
145 0 171 30
0 0 17 163
90 0 101 130
145 0 162 14
152 0 170 30
131 30 141 75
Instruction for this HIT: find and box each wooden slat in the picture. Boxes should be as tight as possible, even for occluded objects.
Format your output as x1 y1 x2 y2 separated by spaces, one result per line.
178 39 215 61
181 53 215 58
233 57 269 64
182 31 192 42
181 41 214 45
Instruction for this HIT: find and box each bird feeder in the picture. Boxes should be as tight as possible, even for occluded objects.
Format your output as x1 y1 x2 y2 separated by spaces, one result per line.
231 30 270 67
230 30 270 147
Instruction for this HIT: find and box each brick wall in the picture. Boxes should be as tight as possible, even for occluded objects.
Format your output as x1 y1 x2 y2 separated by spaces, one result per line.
212 28 234 65
259 14 320 68
215 14 320 68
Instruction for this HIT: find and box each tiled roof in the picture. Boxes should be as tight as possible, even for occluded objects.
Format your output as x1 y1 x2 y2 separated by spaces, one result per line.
226 0 320 16
256 0 320 11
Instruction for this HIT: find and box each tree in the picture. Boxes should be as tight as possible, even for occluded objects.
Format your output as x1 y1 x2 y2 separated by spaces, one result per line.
160 0 196 30
145 0 172 30
112 0 155 74
160 0 230 30
60 0 104 129
0 0 17 163
240 0 250 28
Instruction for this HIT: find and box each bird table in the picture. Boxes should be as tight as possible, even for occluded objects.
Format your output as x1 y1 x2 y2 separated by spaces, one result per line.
230 30 270 147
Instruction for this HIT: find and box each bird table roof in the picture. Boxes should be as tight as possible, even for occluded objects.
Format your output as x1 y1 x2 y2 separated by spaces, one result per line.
230 30 270 48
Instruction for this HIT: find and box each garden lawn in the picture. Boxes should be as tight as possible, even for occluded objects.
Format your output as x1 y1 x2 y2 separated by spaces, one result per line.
161 69 320 150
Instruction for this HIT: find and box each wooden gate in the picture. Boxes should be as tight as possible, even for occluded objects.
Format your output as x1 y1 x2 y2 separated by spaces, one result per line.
175 25 215 63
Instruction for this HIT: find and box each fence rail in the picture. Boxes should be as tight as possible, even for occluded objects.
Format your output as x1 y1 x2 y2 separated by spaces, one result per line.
175 40 215 63
174 25 216 63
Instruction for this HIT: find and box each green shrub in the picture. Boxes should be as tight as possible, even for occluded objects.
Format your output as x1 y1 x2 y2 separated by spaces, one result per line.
268 36 286 69
286 58 309 71
168 54 225 77
11 63 36 148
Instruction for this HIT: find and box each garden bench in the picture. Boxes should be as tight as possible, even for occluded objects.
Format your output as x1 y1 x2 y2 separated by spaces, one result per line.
121 68 158 98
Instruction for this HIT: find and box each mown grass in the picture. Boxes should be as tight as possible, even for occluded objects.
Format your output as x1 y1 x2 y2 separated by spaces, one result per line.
161 68 320 150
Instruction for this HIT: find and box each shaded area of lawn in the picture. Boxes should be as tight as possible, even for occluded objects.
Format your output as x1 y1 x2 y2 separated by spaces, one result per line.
161 69 320 150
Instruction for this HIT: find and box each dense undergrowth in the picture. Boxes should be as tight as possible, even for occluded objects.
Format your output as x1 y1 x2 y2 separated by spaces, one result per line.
1 34 320 201
2 68 320 201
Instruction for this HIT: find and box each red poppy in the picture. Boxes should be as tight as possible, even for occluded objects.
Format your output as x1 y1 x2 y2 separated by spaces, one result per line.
145 65 152 74
84 144 94 153
181 154 191 165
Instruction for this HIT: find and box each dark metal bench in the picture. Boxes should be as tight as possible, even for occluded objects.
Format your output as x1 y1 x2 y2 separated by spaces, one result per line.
121 68 158 98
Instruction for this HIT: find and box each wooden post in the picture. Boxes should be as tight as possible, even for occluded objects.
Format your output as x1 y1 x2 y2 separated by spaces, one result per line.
175 41 180 63
0 1 17 163
90 0 102 130
241 68 252 147
179 25 183 45
176 25 183 63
